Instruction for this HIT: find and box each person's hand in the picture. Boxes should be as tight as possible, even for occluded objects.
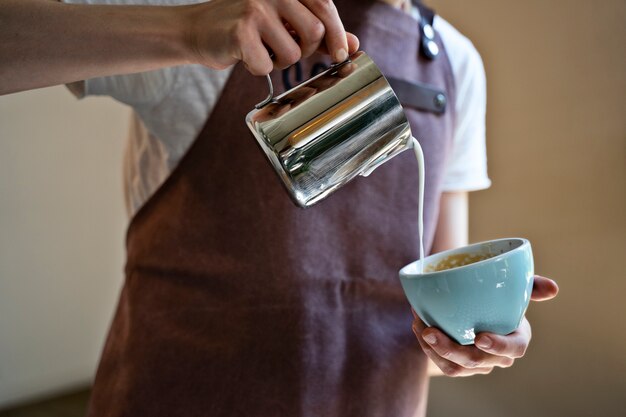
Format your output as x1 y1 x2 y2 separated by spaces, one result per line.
183 0 360 75
412 275 559 377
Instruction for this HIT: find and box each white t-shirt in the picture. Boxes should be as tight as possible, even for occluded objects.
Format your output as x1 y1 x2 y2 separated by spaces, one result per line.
64 0 491 217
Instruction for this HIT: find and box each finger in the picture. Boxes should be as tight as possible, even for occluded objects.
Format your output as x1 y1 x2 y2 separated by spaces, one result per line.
411 309 425 330
531 275 559 301
278 0 325 59
421 327 515 369
238 29 274 75
316 32 359 56
346 32 360 54
258 13 302 69
421 342 494 376
300 0 349 62
475 317 532 359
412 322 494 377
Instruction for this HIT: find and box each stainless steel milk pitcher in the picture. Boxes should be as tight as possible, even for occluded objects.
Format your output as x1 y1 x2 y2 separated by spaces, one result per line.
246 51 413 208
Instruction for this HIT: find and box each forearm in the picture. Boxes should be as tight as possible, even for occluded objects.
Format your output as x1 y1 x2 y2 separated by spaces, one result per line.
0 0 193 95
430 191 468 254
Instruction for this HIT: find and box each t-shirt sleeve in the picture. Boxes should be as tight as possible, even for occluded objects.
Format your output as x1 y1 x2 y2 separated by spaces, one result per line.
435 16 492 192
82 68 177 109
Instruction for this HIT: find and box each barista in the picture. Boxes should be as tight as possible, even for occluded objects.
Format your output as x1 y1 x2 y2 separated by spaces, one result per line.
1 0 558 415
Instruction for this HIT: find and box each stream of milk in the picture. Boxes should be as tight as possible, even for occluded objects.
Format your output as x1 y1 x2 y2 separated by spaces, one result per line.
411 137 425 274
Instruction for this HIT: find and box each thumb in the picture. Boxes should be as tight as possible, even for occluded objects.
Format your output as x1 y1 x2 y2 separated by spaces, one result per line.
531 275 559 302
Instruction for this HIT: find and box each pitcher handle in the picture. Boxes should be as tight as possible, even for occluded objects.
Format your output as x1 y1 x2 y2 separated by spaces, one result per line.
255 75 275 109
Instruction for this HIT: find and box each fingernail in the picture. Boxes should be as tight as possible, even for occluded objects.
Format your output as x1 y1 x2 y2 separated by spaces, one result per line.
411 309 417 319
334 48 348 62
476 336 492 349
423 333 437 345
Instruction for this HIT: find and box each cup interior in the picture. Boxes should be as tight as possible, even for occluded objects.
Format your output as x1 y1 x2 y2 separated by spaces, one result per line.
401 238 527 277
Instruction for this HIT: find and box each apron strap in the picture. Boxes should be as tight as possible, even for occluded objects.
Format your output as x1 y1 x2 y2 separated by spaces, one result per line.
387 77 447 114
413 0 440 60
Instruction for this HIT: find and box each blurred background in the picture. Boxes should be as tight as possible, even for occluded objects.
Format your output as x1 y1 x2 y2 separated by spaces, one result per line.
0 0 624 416
428 1 626 416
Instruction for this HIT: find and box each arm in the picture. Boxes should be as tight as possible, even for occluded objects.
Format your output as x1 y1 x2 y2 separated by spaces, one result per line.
0 0 358 95
431 190 469 254
417 192 559 377
0 0 189 95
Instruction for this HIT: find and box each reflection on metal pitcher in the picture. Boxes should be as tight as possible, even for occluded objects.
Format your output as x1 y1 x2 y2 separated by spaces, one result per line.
246 51 412 208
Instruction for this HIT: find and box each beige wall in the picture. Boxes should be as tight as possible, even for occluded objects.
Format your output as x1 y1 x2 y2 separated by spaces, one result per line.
427 0 626 416
0 87 128 409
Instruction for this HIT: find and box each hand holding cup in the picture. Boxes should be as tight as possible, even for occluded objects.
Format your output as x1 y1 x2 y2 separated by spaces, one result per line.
399 238 558 376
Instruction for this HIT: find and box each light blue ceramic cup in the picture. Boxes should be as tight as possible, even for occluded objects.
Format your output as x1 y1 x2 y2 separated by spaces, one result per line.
399 238 534 345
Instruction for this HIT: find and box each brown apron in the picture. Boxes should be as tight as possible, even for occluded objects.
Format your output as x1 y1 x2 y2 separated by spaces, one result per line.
87 1 455 416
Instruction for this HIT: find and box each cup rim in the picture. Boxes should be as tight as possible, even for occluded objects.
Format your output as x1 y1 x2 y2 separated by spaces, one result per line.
399 237 530 279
